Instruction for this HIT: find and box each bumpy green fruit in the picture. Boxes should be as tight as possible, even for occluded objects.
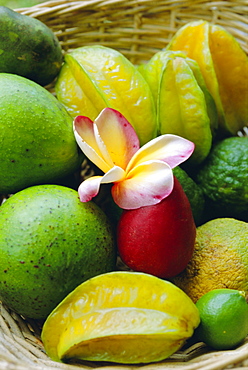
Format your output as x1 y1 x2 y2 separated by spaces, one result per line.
173 166 205 226
0 73 82 194
0 6 63 86
0 185 116 319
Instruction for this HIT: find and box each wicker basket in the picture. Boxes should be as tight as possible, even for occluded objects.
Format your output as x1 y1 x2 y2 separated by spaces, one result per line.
1 1 248 369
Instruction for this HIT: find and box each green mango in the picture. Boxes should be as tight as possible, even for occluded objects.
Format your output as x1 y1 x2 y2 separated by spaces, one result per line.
0 6 63 86
0 185 116 319
0 73 82 195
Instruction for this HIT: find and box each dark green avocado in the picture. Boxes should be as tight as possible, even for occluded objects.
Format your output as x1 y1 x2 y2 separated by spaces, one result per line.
0 6 63 86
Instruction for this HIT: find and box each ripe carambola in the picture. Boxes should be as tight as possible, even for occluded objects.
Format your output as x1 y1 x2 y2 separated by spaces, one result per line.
117 177 196 278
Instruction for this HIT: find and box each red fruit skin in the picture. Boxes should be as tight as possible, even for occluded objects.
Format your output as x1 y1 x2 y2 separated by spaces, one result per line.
117 176 196 278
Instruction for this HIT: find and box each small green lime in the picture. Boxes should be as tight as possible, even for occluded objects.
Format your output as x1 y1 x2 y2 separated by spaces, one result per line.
195 289 248 350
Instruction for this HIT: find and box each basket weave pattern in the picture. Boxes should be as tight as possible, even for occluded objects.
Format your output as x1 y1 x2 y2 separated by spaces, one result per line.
18 0 248 63
1 1 248 369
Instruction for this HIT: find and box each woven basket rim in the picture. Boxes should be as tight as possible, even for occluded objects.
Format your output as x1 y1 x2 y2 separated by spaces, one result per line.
14 0 248 61
1 300 248 370
1 0 248 369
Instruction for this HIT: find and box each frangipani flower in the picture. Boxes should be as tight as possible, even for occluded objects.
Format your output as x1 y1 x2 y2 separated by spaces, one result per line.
73 108 194 209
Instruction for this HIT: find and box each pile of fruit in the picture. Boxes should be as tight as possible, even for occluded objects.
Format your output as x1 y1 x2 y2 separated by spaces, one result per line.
0 5 247 365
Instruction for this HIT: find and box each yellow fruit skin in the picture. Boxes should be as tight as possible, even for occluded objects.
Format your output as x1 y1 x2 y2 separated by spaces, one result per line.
55 45 157 146
159 56 212 165
172 218 248 303
209 25 248 135
186 57 218 137
55 61 102 119
138 50 186 109
41 271 200 363
167 20 248 137
167 21 225 126
57 308 191 363
139 50 216 166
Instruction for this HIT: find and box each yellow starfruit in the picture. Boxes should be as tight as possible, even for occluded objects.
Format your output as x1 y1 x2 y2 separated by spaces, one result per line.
55 45 158 146
139 50 217 165
167 20 248 137
41 271 200 364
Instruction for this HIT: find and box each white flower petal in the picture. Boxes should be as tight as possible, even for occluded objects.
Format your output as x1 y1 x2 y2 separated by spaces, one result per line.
78 166 126 203
127 134 194 172
74 128 111 173
78 176 103 203
101 166 126 183
112 160 174 209
74 116 112 173
95 108 140 168
93 123 114 168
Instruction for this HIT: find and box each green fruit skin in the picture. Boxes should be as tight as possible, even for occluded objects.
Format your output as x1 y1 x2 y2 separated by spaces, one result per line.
0 185 116 319
173 166 205 226
0 6 63 86
196 137 248 221
195 289 248 350
0 73 82 194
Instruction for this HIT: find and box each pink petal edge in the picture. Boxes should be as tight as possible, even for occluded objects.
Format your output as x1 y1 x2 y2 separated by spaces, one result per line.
78 176 103 202
78 166 126 203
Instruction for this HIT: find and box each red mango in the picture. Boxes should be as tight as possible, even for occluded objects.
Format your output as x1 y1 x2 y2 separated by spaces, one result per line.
117 176 196 278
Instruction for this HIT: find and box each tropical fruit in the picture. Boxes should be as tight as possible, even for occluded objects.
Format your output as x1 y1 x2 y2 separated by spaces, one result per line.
117 177 196 278
96 166 205 228
55 45 157 145
167 20 248 137
0 73 82 195
172 218 248 302
0 6 63 86
196 136 248 221
195 289 248 350
139 50 218 165
41 271 200 363
0 185 116 319
138 50 187 108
